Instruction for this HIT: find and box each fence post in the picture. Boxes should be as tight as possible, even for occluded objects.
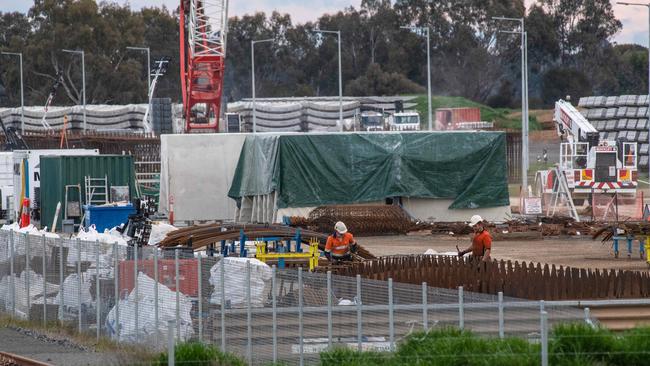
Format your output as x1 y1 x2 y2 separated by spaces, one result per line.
298 267 304 366
77 238 82 333
10 229 15 317
498 292 504 339
220 255 226 352
58 236 63 322
540 300 545 313
246 261 252 366
42 235 46 327
271 265 277 364
327 271 333 349
458 286 464 330
584 307 592 327
541 310 548 366
95 239 100 340
389 278 394 351
422 282 428 331
197 254 203 343
113 241 120 341
357 274 362 352
167 319 175 366
154 247 159 347
25 233 30 321
134 241 139 342
174 249 180 340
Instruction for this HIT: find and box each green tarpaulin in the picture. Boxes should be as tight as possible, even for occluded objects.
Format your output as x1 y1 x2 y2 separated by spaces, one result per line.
228 132 509 209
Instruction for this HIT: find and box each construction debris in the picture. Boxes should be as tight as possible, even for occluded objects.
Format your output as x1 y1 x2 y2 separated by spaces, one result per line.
157 223 376 260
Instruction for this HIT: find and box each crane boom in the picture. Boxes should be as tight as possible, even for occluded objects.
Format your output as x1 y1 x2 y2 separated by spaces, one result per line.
180 0 228 132
554 99 598 143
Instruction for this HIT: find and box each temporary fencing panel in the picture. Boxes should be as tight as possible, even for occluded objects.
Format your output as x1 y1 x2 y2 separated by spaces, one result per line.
229 132 510 210
0 229 634 365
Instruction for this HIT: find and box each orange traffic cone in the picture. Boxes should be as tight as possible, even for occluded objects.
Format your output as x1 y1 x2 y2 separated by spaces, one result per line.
19 198 30 228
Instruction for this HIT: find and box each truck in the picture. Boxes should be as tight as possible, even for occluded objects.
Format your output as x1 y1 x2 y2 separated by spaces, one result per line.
535 100 637 208
359 111 385 131
386 111 421 131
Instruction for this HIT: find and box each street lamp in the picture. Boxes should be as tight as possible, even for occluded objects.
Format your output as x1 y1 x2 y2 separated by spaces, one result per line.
401 26 432 130
313 29 344 131
1 52 24 134
251 38 274 133
618 2 650 182
62 49 87 131
493 17 529 196
126 46 151 102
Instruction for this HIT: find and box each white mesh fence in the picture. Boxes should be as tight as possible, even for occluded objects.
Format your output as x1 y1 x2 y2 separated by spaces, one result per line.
0 229 608 365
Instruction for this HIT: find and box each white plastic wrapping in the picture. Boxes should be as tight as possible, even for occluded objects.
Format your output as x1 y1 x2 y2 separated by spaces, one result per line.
105 273 194 343
209 257 272 308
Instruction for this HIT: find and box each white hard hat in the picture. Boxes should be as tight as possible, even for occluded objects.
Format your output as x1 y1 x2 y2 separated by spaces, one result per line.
334 221 348 234
468 215 483 227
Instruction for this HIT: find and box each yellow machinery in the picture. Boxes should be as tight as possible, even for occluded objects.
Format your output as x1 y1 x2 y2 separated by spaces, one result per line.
255 239 320 271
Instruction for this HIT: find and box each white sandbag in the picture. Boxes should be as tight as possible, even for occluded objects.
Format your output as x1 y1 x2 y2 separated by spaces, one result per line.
209 257 272 308
0 224 59 260
147 222 178 245
105 273 194 343
55 273 94 317
0 270 60 318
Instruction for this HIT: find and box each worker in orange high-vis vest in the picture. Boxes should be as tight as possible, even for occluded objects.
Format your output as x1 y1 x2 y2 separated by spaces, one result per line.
457 215 492 262
325 221 358 262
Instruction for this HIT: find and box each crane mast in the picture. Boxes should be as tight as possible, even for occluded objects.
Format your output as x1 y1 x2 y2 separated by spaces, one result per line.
180 0 228 132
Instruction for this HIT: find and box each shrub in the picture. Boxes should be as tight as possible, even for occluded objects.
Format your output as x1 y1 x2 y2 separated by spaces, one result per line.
154 342 245 366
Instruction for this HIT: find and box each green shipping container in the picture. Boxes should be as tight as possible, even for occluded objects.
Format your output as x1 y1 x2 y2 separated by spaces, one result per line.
40 155 138 231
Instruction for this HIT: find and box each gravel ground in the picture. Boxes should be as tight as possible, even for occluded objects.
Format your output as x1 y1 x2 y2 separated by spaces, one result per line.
359 234 650 271
0 327 120 366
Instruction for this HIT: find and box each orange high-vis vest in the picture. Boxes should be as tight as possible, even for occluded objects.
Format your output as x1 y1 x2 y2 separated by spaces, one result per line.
325 233 355 256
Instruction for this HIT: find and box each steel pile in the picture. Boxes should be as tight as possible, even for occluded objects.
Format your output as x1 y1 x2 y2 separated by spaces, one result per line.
290 204 416 235
157 223 376 260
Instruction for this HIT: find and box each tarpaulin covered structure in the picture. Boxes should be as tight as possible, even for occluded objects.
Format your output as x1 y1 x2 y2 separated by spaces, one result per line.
228 132 509 212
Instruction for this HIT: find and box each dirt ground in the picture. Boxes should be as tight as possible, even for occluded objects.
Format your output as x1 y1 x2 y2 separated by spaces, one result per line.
359 234 650 272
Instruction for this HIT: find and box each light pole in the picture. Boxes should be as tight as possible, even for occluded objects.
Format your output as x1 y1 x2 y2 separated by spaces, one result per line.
493 17 529 196
618 2 650 182
313 29 344 131
62 49 87 131
1 52 24 134
126 46 151 101
401 26 432 130
251 38 274 133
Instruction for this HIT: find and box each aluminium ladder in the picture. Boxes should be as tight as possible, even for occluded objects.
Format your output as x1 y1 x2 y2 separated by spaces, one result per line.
85 175 109 206
547 166 580 222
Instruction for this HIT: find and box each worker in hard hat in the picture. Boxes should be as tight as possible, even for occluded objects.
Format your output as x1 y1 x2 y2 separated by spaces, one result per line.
457 215 492 262
325 221 358 262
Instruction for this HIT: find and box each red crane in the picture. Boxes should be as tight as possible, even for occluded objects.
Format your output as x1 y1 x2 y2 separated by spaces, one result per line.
179 0 228 132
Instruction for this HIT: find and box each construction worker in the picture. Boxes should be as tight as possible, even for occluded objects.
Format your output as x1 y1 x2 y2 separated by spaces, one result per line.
457 215 492 262
325 221 358 263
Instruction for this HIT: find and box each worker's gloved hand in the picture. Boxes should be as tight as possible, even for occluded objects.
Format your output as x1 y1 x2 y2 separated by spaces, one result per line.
457 250 466 258
350 243 358 254
324 252 332 261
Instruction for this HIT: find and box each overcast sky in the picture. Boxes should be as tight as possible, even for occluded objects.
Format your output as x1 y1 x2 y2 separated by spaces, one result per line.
0 0 648 46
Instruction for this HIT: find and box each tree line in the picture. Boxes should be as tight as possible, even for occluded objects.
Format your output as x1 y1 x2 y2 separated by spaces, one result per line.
0 0 646 110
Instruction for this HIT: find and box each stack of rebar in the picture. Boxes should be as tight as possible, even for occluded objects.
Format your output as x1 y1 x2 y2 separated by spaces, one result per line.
157 223 376 260
299 204 415 235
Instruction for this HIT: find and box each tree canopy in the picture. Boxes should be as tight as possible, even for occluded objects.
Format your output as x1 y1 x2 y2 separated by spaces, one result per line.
0 0 645 109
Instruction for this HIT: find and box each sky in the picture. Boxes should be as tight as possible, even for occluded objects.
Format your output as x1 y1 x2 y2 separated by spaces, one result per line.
0 0 649 46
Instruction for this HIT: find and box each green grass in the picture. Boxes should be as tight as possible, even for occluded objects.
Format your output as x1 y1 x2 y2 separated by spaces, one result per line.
154 342 245 366
411 94 542 130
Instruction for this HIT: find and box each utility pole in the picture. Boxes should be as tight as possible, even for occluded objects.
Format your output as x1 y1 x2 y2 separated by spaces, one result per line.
251 38 274 133
313 29 344 131
127 46 152 125
400 26 433 130
493 17 529 196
